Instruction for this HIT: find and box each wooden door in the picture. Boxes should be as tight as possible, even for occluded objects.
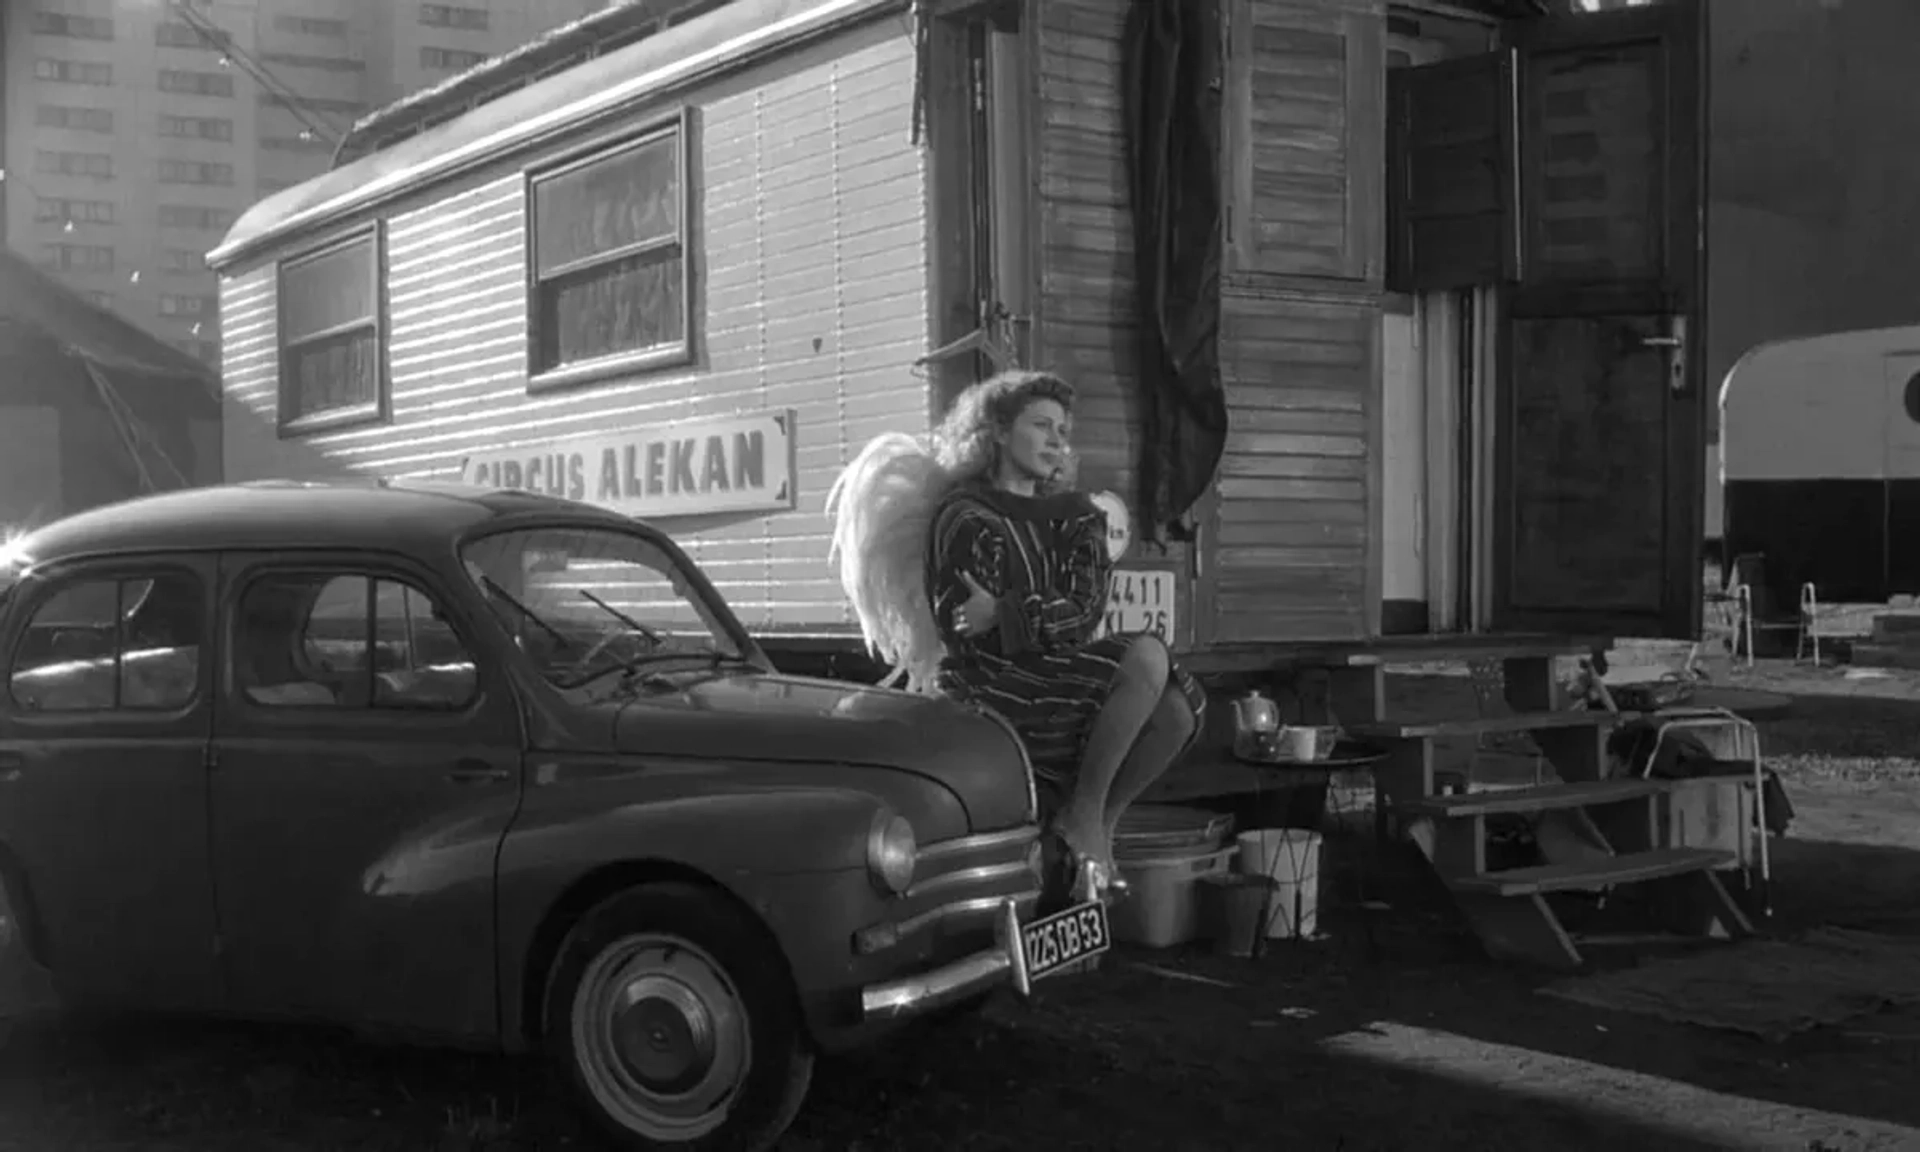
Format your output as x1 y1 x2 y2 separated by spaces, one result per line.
1492 1 1704 638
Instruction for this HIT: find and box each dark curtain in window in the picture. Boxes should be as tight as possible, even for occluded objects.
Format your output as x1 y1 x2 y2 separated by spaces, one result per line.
1122 0 1229 541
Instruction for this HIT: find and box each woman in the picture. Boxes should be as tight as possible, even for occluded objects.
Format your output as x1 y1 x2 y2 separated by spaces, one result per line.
827 371 1207 902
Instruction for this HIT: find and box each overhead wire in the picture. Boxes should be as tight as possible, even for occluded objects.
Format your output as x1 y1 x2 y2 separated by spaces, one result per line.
165 0 344 146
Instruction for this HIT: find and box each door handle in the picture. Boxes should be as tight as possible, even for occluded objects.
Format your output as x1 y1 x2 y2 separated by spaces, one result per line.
1641 316 1689 395
445 761 511 785
0 752 21 784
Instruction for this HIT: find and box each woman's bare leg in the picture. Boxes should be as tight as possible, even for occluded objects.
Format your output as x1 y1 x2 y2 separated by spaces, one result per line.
1053 635 1170 887
1103 683 1200 836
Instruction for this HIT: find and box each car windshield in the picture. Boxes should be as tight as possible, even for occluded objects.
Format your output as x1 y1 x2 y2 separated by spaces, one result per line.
459 525 745 690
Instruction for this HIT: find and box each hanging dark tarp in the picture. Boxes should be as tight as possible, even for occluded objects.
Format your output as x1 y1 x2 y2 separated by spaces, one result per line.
1122 0 1230 543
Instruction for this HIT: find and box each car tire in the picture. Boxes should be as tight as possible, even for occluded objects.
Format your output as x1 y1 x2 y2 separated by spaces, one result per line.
543 882 814 1152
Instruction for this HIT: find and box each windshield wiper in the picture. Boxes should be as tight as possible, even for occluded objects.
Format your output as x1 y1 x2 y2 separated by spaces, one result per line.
480 576 573 652
570 648 756 688
578 589 666 646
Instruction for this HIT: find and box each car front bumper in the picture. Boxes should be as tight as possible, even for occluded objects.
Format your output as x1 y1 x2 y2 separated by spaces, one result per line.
858 897 1031 1021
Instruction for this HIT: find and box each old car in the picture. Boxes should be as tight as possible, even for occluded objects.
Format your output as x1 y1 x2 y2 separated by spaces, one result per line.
0 480 1112 1151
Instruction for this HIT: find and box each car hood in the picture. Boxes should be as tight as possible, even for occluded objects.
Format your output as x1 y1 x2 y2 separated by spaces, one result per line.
609 671 1035 831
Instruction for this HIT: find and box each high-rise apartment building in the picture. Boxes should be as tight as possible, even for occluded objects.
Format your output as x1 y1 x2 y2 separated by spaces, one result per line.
1 0 607 365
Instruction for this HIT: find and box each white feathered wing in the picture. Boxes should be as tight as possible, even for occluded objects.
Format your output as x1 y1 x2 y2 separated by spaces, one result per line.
825 432 953 693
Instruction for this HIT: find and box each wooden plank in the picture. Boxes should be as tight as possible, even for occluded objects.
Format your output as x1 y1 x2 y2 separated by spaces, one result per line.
1452 891 1584 969
1450 847 1734 897
1399 777 1663 818
1352 708 1617 741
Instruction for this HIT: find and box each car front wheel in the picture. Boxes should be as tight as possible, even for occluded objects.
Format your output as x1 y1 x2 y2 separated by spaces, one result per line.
544 882 814 1152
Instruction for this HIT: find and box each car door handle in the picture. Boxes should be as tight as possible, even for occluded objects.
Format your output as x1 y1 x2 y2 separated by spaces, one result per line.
446 761 511 785
0 752 20 784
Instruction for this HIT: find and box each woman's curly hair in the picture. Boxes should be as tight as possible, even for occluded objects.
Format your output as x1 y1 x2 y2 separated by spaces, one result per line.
931 370 1077 490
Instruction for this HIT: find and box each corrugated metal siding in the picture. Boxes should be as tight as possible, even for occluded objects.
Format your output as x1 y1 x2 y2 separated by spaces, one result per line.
219 27 930 633
1031 0 1198 649
1214 289 1372 640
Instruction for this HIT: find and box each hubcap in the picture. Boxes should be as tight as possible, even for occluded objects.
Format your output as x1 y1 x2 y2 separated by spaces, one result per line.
571 934 751 1140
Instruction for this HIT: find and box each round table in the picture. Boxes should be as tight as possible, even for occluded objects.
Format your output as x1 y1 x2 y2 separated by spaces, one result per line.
1235 743 1388 958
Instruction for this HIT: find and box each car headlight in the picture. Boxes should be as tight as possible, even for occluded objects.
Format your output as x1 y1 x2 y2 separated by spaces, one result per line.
866 809 917 894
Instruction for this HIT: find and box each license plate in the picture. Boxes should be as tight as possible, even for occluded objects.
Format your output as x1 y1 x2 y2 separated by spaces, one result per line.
1098 569 1174 642
1019 900 1111 982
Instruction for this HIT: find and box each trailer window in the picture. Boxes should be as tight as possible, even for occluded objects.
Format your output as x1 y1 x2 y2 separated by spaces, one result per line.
527 117 692 386
276 226 384 435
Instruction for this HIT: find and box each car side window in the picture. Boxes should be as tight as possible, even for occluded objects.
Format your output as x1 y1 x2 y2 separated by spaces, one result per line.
234 571 478 711
8 573 204 713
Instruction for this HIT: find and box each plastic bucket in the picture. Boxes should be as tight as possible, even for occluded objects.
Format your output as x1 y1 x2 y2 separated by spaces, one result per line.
1198 872 1280 958
1110 846 1236 948
1234 829 1322 940
1115 805 1234 856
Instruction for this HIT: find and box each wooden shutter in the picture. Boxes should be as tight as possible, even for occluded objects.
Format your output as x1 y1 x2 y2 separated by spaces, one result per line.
1222 0 1385 284
1385 49 1520 292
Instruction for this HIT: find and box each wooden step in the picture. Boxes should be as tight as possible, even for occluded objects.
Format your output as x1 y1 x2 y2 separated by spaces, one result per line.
1402 778 1668 819
1349 709 1616 741
1450 846 1735 898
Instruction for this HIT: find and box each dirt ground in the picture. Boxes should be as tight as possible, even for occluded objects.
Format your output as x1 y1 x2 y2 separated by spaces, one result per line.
5 660 1920 1151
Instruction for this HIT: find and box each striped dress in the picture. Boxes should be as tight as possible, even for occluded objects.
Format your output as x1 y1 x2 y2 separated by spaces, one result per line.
924 480 1207 802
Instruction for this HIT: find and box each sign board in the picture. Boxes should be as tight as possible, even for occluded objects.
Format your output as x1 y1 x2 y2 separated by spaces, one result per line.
1096 569 1175 643
458 410 795 518
1088 490 1131 562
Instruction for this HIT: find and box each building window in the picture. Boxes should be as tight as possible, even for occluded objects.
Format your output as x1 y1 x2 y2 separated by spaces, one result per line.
158 69 235 97
527 120 693 386
420 46 488 71
160 294 217 317
159 115 235 141
34 59 112 86
159 160 235 186
162 248 208 273
36 105 113 132
272 15 348 35
159 205 236 231
37 150 113 179
31 12 115 40
42 243 115 272
261 52 364 73
37 197 115 224
156 22 229 49
260 135 331 154
83 290 115 309
8 574 204 714
277 228 385 433
260 94 365 117
420 4 490 30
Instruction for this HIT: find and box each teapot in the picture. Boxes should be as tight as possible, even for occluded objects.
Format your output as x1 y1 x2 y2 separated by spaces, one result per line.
1231 689 1283 761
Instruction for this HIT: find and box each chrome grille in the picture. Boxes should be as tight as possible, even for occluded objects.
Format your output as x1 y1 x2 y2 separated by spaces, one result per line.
853 824 1042 955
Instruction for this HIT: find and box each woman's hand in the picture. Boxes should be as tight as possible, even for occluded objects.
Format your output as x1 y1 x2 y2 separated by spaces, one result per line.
953 571 1000 637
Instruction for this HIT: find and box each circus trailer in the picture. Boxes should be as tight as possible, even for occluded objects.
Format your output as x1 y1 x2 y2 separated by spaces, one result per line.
1719 323 1920 614
206 0 1712 711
